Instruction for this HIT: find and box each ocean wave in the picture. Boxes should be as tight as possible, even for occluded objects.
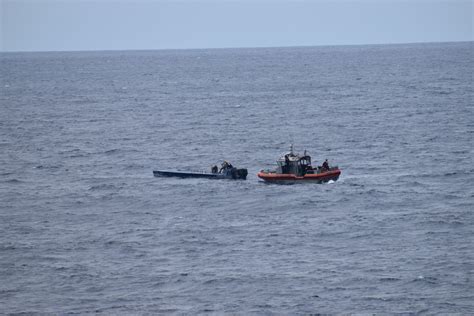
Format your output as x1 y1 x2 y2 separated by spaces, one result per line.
413 275 438 284
3 178 23 184
88 183 121 191
104 149 120 154
379 277 401 282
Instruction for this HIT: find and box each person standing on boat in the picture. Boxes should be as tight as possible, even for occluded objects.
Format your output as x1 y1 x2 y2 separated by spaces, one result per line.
322 159 329 171
211 165 218 173
220 161 233 173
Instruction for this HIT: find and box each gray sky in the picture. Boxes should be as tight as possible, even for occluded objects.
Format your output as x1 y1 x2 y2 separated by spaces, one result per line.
1 0 473 52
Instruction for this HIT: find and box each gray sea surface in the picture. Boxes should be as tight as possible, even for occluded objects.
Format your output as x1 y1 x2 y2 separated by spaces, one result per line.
1 42 473 314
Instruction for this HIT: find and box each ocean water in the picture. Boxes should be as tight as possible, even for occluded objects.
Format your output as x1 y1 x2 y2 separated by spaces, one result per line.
1 42 473 314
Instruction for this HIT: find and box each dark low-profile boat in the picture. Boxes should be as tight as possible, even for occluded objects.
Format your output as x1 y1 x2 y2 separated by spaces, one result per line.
257 145 341 184
153 162 248 180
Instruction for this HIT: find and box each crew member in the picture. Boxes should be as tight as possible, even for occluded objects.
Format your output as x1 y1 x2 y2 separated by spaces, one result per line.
219 161 232 172
211 165 218 173
322 159 329 170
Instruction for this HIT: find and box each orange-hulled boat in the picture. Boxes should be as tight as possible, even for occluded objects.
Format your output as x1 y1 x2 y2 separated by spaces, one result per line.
257 145 341 184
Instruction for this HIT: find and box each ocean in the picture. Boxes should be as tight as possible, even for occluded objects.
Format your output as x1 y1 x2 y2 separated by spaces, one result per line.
1 42 473 314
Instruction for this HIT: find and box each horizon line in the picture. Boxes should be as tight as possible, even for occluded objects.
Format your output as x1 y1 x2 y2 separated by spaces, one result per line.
1 40 472 54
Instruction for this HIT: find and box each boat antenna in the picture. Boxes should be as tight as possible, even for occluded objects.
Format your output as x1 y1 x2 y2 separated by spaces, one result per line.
289 133 294 153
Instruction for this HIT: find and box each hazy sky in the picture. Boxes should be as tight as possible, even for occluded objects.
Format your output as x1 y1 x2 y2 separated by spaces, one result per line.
1 0 473 52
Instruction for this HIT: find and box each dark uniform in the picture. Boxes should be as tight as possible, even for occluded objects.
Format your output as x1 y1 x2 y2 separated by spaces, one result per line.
322 159 329 170
220 161 233 173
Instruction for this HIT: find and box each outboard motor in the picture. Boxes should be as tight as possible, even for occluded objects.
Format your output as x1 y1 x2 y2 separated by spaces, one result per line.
237 168 248 180
230 168 248 180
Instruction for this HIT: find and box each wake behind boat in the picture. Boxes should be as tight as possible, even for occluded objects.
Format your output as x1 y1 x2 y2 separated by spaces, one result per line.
153 161 248 180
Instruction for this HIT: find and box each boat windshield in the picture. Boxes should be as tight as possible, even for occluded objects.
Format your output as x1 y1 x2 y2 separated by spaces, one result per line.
300 158 309 165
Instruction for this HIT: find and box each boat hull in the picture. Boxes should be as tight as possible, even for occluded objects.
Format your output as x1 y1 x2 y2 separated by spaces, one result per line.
257 169 341 184
153 168 247 180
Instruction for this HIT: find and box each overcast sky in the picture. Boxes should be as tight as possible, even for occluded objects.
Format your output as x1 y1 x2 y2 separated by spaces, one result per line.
1 0 473 52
